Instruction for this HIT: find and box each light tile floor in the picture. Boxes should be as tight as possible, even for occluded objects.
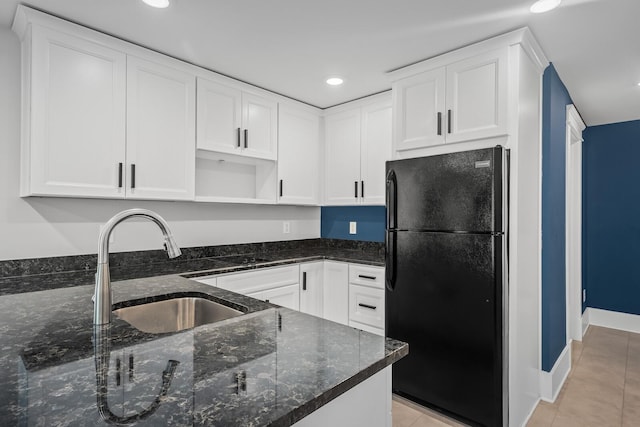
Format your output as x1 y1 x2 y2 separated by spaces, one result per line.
392 394 466 427
392 326 640 427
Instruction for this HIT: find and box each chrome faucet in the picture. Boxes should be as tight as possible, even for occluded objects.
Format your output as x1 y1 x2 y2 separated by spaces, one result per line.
94 209 182 325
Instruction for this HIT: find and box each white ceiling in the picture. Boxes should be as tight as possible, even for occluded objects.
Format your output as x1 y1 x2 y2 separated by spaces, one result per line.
1 0 638 126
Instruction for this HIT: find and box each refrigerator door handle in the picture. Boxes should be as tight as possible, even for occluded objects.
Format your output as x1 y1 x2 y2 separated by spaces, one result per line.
385 168 398 291
386 169 397 230
385 231 396 291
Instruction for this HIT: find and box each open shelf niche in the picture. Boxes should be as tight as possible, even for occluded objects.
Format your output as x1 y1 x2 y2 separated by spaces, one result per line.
195 150 277 204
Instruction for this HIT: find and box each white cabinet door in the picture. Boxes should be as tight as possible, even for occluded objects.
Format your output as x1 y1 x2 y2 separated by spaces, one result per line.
277 105 320 205
299 262 324 317
242 92 278 160
445 48 508 143
196 81 277 161
322 261 349 325
324 109 361 205
28 26 126 197
393 67 446 152
217 265 299 295
360 100 392 205
196 77 242 154
126 56 195 200
253 284 300 311
349 284 385 330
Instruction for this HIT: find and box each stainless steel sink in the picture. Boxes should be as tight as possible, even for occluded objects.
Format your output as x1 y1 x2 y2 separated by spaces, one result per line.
113 296 244 333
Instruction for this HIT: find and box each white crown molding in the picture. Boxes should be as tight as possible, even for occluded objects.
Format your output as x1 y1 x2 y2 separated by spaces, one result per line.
387 27 549 82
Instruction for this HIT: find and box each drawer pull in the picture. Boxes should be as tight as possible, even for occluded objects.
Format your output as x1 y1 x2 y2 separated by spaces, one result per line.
302 271 307 291
358 303 377 310
358 274 376 280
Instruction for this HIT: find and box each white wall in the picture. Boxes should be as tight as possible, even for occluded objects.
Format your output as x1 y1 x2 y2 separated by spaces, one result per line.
0 26 320 261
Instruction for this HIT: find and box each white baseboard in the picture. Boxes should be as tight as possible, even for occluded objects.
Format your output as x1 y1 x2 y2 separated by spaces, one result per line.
538 308 640 405
582 308 590 337
521 397 541 427
586 307 640 334
539 343 571 403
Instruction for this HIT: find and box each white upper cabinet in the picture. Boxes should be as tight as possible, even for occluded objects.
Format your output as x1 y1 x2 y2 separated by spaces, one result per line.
242 92 278 159
391 47 508 154
197 77 278 160
360 100 392 205
126 56 195 200
324 95 391 206
277 104 320 205
196 78 242 154
22 25 127 198
324 109 362 205
445 48 508 144
14 7 196 200
393 68 446 151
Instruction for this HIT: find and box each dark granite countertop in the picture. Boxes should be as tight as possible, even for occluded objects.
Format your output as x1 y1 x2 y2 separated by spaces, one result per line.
0 273 407 426
0 239 385 295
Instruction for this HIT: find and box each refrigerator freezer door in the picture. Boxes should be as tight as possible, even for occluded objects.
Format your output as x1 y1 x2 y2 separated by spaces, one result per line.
386 147 502 233
386 231 503 426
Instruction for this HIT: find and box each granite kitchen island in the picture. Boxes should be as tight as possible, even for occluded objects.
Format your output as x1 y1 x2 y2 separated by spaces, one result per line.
0 273 407 426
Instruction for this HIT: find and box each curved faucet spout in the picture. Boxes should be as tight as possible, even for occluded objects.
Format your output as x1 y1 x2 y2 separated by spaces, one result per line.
94 209 182 325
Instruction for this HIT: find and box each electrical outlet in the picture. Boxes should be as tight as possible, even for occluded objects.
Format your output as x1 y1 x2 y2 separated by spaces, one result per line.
349 221 357 234
283 221 290 234
583 289 586 303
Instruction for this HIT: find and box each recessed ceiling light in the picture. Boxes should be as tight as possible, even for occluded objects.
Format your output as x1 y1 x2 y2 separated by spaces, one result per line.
326 77 344 86
142 0 170 8
530 0 561 13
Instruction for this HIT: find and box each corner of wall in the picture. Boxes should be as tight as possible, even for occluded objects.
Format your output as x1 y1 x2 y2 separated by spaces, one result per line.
539 343 571 403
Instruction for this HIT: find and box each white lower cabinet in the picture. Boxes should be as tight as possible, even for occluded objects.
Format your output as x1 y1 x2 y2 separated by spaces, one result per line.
248 283 300 311
216 265 299 295
322 261 349 325
195 265 301 310
192 261 385 335
299 262 324 317
349 285 385 331
348 264 385 336
293 366 392 427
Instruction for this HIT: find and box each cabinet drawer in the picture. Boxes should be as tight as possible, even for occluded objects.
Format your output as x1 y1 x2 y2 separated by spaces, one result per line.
217 265 299 295
349 284 385 329
349 265 384 289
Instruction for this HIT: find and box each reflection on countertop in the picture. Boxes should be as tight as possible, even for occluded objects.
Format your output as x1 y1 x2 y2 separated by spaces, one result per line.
0 273 406 426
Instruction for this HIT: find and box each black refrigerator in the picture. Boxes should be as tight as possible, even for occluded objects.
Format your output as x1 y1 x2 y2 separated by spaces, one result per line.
385 146 508 427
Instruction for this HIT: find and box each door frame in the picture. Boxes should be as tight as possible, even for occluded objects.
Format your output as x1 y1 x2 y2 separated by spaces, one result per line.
565 104 586 342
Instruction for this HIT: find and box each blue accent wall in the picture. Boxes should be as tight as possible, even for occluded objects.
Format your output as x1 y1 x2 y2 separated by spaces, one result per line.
541 64 573 372
583 120 640 315
321 206 386 242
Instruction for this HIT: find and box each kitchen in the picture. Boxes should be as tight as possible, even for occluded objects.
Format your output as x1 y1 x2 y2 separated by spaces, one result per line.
1 0 639 426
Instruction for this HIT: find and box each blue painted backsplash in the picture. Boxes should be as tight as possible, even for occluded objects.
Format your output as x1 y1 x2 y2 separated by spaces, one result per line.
321 206 386 242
